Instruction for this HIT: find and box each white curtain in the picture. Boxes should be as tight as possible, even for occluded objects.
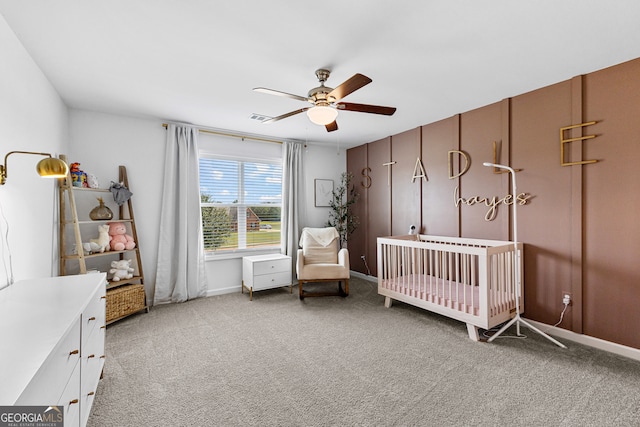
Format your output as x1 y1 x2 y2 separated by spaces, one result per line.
281 141 304 267
154 124 208 304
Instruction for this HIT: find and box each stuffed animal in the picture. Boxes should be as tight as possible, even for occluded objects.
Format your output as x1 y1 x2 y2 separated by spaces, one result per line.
72 242 102 255
107 222 136 251
82 242 102 254
87 173 99 189
109 259 134 281
89 224 110 253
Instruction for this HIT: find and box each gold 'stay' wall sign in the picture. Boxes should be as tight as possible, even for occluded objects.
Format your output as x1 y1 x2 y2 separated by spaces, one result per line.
358 149 533 221
560 121 599 166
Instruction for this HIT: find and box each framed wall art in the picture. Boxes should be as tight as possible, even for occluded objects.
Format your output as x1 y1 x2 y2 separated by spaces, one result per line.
314 179 333 207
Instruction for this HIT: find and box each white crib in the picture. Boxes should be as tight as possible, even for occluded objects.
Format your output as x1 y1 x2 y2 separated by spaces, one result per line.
377 234 523 341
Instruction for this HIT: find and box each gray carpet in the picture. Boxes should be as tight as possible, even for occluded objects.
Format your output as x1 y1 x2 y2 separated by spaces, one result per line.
88 277 640 427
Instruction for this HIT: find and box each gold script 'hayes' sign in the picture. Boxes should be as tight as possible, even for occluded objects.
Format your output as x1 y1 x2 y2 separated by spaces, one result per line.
454 186 532 221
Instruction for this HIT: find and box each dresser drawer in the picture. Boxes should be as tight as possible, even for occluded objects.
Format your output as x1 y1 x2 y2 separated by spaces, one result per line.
59 362 80 427
81 324 105 396
253 258 290 276
82 288 106 346
16 318 81 405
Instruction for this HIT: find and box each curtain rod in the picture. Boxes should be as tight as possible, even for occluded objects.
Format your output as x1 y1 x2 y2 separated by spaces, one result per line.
162 123 285 145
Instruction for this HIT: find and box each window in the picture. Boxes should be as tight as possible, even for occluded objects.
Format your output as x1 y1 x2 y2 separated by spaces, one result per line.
199 155 282 253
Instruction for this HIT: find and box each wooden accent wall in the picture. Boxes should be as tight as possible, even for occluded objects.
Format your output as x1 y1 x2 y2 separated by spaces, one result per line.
346 144 368 275
511 80 577 327
459 100 510 240
391 128 421 236
421 116 460 236
360 137 391 277
347 57 640 350
582 59 640 349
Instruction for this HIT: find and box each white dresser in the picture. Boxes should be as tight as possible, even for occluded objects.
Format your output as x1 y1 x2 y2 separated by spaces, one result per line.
0 273 106 427
242 253 292 300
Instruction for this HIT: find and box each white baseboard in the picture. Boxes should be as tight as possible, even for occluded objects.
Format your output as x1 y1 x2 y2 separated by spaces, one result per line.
206 285 241 297
524 318 640 362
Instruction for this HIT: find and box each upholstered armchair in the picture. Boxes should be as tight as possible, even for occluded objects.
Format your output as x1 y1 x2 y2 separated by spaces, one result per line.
296 227 350 299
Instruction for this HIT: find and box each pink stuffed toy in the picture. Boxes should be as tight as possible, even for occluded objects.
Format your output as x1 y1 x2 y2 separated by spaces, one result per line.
107 222 136 251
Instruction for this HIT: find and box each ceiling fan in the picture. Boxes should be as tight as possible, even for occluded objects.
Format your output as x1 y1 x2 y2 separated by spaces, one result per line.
253 69 396 132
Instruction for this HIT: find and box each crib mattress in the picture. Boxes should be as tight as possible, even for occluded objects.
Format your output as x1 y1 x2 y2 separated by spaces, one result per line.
381 273 480 316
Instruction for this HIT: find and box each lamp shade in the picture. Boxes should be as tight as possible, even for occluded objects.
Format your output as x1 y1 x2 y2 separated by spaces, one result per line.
306 106 338 126
36 157 69 178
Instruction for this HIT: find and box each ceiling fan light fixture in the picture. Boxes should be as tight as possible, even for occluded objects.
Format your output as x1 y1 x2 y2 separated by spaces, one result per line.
306 105 338 126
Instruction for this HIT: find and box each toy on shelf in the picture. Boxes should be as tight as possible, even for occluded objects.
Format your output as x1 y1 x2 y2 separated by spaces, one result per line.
70 162 89 188
109 259 134 281
89 224 110 253
107 222 136 251
109 181 133 206
87 173 99 189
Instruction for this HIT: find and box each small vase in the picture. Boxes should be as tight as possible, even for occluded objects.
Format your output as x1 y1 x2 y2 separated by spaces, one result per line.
90 197 113 220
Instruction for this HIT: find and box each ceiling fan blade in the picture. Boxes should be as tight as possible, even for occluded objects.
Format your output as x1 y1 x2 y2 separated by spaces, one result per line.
336 102 397 116
327 74 372 102
261 108 309 124
253 87 309 103
325 121 338 132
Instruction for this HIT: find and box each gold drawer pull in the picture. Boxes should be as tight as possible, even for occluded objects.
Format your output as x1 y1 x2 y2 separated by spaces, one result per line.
69 349 79 355
100 355 106 359
88 354 95 359
100 325 106 329
88 316 96 321
100 296 106 299
69 399 79 405
87 391 95 396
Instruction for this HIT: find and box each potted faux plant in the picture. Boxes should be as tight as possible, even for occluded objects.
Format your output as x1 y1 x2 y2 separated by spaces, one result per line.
326 172 359 248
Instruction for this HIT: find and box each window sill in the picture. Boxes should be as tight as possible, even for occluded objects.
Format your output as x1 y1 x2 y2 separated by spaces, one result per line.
205 248 282 261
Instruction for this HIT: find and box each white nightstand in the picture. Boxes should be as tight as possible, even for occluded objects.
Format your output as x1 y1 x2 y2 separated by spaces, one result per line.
242 253 292 300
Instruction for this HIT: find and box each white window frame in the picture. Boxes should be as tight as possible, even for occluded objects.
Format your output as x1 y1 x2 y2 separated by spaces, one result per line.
199 152 282 259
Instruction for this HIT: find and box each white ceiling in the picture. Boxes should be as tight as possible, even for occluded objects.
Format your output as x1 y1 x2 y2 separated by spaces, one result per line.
2 1 640 148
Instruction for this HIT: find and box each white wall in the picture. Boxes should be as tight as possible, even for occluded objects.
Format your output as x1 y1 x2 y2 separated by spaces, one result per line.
0 15 69 287
68 110 165 301
68 111 347 299
301 142 346 228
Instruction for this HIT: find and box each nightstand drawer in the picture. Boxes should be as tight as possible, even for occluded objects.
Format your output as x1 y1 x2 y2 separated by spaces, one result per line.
252 271 292 290
253 258 290 276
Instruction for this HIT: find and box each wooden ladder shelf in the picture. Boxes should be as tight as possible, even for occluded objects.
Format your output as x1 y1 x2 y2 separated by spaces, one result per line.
58 155 148 324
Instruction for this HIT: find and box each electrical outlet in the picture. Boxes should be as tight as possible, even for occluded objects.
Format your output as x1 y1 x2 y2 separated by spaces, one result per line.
562 293 571 305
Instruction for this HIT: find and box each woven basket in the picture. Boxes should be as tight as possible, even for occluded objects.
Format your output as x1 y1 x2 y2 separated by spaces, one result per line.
106 284 146 323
